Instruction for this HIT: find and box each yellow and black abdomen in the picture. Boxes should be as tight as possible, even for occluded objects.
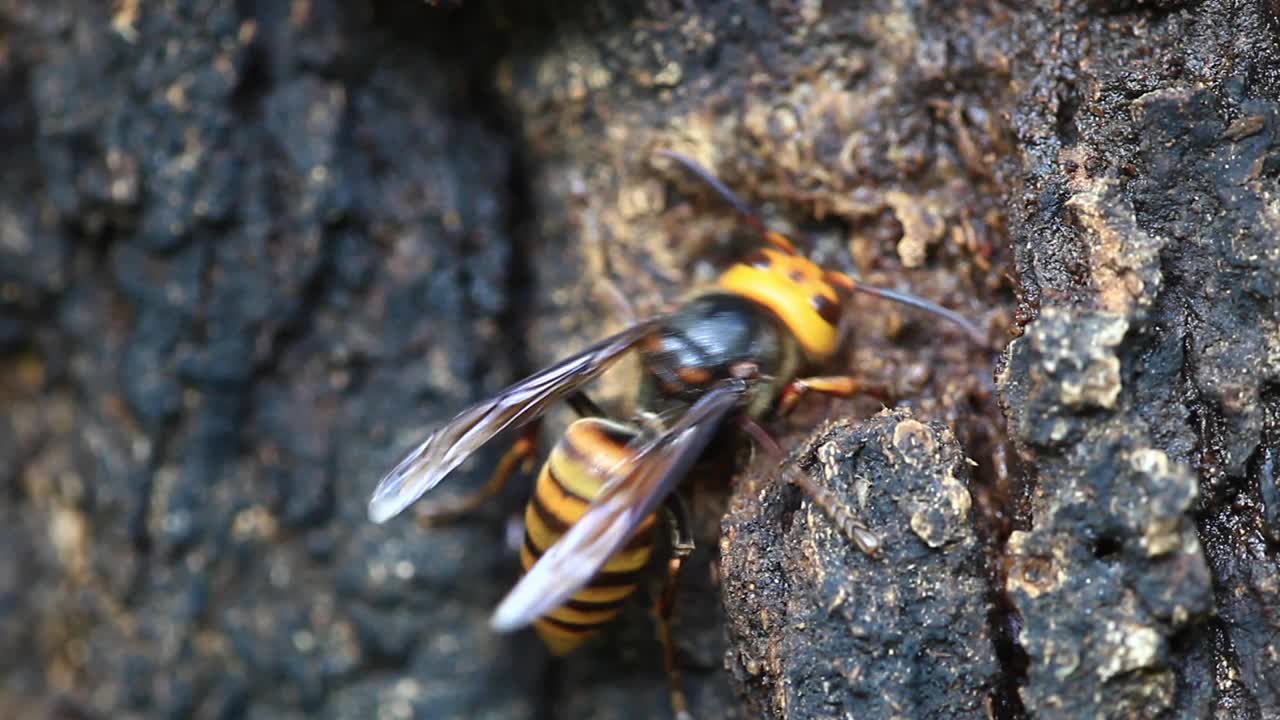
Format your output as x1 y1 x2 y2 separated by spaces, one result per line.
520 418 657 655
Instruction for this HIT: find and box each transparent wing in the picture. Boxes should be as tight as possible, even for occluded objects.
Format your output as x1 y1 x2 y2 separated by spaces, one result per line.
367 319 665 524
490 379 748 631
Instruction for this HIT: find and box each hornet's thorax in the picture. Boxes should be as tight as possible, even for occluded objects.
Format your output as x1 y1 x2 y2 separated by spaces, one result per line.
638 246 852 419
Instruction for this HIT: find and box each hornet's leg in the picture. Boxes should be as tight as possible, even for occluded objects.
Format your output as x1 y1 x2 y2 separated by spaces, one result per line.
740 418 882 557
416 419 541 527
417 388 609 527
655 493 696 720
775 378 886 554
785 467 881 556
776 375 862 417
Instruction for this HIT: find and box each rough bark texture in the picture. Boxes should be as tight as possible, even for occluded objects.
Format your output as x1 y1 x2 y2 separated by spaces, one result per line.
721 412 998 719
2 1 1277 719
997 0 1280 716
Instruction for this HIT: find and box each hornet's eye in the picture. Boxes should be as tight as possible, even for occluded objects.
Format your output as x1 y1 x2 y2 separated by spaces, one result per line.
813 293 842 324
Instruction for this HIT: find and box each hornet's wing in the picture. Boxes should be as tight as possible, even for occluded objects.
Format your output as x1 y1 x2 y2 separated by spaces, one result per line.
490 379 748 631
368 319 665 523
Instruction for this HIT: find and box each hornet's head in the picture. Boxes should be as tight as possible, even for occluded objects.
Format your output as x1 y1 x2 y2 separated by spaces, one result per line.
716 239 853 362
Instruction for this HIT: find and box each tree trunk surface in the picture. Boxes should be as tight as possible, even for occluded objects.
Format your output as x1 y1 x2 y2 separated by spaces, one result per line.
1 1 1276 719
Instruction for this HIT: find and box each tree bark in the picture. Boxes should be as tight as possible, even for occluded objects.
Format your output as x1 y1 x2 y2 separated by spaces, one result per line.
1 1 1276 719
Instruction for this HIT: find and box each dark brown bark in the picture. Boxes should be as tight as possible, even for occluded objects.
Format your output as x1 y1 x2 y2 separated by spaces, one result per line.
1 1 1276 719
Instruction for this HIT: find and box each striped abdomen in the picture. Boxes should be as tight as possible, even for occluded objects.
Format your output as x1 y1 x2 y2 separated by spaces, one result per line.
520 417 657 655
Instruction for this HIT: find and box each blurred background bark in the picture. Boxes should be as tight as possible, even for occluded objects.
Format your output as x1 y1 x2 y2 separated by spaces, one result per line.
0 1 1276 718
